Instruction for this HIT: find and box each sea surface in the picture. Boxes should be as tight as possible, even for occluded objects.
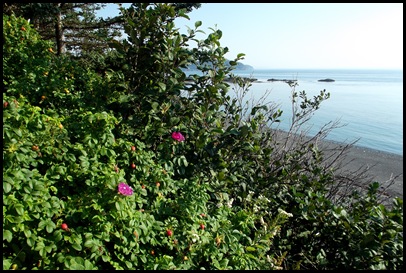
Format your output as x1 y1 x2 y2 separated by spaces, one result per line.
186 69 403 156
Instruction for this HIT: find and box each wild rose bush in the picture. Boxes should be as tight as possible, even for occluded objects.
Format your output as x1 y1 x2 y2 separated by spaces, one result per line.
3 12 290 270
3 87 291 270
3 4 403 270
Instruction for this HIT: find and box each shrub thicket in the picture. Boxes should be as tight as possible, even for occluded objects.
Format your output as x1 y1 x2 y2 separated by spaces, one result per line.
3 4 403 270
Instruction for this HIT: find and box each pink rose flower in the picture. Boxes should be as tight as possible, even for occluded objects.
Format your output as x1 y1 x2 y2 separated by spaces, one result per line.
171 131 185 142
118 182 133 196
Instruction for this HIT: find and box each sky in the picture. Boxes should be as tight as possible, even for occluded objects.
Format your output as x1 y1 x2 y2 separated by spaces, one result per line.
97 3 403 70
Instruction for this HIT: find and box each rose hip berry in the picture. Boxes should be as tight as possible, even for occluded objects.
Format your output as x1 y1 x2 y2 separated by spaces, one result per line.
166 229 173 236
131 146 136 151
131 163 136 169
200 224 205 230
61 223 69 231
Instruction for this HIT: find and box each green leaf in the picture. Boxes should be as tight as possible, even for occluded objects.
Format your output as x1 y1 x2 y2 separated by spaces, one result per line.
3 259 11 270
84 239 94 248
16 153 25 162
219 258 230 268
35 241 45 252
69 263 85 270
115 201 121 211
237 53 246 58
119 94 130 103
54 231 63 242
46 220 56 233
195 21 202 28
102 255 110 263
182 156 188 167
38 220 47 230
3 230 12 242
27 237 35 247
158 82 166 92
340 209 348 218
39 248 47 258
45 245 53 253
24 229 32 238
246 246 256 252
140 255 147 263
125 261 133 269
4 182 12 193
72 243 82 251
66 154 76 162
74 257 85 265
151 101 159 111
15 204 24 215
84 260 96 270
13 128 22 137
107 149 116 157
170 116 180 124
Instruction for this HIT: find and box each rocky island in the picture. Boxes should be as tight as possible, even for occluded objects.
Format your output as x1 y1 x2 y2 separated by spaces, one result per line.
267 78 298 85
318 78 335 82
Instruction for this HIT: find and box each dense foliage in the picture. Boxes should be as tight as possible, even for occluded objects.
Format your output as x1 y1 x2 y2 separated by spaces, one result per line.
3 3 403 270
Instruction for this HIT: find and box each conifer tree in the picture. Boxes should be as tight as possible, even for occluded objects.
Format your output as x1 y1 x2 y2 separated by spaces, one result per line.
3 3 123 55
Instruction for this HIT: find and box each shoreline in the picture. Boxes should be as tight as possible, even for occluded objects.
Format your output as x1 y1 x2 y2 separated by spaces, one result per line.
273 129 403 201
326 142 403 200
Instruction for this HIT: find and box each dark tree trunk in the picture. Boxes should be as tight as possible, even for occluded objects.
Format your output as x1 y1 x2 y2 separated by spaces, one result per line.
55 3 65 55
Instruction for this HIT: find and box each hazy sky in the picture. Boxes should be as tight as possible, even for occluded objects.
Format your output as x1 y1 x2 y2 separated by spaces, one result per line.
98 3 403 69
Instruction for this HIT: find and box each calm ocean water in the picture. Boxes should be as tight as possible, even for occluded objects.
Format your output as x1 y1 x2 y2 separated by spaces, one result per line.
229 69 403 156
